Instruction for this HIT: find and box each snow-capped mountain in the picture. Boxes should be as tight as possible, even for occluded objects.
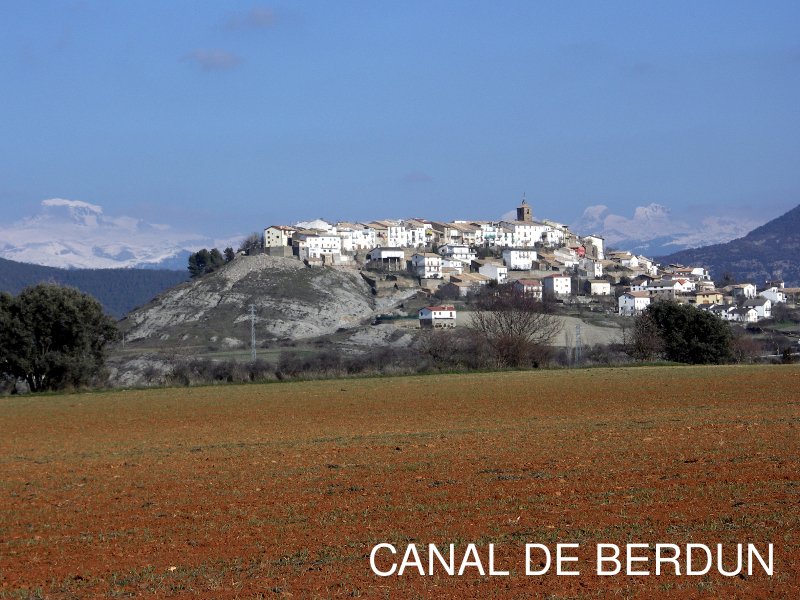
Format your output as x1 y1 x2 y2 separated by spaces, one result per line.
571 203 763 254
0 199 236 270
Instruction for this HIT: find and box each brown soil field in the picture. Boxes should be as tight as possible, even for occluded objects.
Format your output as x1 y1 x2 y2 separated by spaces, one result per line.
1 365 798 599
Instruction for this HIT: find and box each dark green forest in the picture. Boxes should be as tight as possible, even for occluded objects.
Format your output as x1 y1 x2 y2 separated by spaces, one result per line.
0 257 188 318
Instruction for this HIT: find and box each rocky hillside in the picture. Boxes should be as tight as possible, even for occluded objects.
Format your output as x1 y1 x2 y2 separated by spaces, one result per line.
120 254 415 349
654 203 800 286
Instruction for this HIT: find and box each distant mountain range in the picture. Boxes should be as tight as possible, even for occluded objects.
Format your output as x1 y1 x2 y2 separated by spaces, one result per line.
0 257 189 318
570 203 764 255
0 198 237 270
653 204 800 287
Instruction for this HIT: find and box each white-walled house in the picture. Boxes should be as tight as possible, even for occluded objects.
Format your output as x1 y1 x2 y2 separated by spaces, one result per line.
760 287 787 304
585 280 611 295
731 283 757 299
411 253 443 279
513 279 542 298
336 223 376 251
300 233 341 258
731 306 759 323
366 247 405 270
500 221 547 247
264 225 297 247
438 244 476 262
418 306 456 328
503 248 537 270
543 274 571 296
743 297 771 319
478 262 508 284
619 292 651 316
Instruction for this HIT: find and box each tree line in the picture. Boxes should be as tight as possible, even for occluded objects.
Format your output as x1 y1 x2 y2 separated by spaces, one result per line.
187 232 263 278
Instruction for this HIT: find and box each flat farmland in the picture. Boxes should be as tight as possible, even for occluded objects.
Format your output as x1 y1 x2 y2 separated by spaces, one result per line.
1 365 798 599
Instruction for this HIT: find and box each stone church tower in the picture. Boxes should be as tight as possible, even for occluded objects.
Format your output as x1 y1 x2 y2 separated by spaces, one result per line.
516 197 531 222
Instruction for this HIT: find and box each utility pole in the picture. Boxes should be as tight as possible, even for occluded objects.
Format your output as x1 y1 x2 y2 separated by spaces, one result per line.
250 304 256 362
575 324 582 365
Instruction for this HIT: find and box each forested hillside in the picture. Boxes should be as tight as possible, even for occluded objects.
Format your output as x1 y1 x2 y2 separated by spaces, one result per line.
0 257 188 318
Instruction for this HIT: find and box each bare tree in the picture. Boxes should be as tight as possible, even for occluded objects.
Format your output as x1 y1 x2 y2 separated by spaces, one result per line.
469 285 562 368
238 231 262 253
620 310 664 362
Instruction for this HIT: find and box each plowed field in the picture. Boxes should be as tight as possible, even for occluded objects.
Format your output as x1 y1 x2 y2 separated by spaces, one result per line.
1 365 798 598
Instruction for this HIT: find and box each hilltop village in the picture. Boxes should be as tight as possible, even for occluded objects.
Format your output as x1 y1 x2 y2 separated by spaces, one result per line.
258 199 797 324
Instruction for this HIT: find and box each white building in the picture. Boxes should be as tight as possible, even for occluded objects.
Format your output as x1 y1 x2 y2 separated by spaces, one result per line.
264 225 297 247
366 247 405 270
760 287 786 304
478 262 508 284
299 233 341 259
336 223 376 251
500 221 547 247
438 244 476 262
411 253 443 279
585 280 611 295
619 292 652 316
296 219 334 232
743 297 771 319
731 283 757 299
543 274 571 296
418 306 456 328
502 248 537 270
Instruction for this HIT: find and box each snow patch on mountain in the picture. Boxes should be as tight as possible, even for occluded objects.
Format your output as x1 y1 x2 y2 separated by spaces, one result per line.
571 203 763 254
0 199 237 269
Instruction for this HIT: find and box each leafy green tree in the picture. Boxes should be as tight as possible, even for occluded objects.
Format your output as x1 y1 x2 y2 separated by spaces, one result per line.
0 284 118 391
646 301 732 364
224 247 235 262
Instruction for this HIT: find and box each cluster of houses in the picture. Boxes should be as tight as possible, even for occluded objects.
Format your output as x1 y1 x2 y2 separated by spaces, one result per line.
262 199 798 323
619 277 798 323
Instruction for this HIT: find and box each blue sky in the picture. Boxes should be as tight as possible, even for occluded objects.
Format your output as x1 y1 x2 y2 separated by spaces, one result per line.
1 1 799 237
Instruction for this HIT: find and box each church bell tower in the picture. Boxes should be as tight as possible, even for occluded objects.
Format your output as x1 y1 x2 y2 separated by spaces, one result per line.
516 196 531 222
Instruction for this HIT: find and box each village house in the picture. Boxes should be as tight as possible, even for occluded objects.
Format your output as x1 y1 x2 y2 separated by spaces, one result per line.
264 225 297 247
691 290 724 305
585 280 611 296
743 297 771 320
336 223 376 251
411 253 443 279
543 273 571 296
707 304 737 321
366 247 405 270
478 261 508 284
293 230 342 259
502 248 537 270
438 244 476 263
731 306 759 323
647 279 683 299
759 286 786 304
582 234 605 260
618 291 652 316
418 306 457 328
730 283 757 299
578 257 603 279
513 279 542 298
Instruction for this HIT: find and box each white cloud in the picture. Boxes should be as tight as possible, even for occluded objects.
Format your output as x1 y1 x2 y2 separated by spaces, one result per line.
182 48 243 72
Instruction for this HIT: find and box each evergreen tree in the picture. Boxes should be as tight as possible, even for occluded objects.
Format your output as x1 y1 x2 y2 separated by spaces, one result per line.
646 301 732 364
0 284 118 391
